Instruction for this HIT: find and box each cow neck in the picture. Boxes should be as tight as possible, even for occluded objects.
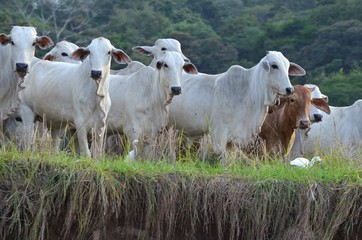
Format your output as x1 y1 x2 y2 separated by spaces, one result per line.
0 45 24 122
154 69 170 113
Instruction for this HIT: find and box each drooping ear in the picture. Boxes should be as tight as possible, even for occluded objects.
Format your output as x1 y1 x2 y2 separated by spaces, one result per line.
156 61 163 70
311 98 331 114
71 47 90 61
262 60 270 72
183 62 198 74
43 53 55 61
132 46 153 56
112 49 132 64
289 62 306 76
36 36 54 49
0 33 11 45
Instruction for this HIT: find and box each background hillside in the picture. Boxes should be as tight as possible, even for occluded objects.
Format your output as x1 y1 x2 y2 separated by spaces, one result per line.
1 0 361 106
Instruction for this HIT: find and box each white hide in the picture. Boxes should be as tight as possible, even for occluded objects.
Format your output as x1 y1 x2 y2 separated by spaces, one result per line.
3 103 35 150
0 26 53 121
113 38 190 75
43 40 80 64
168 51 306 157
20 37 131 157
295 99 362 157
106 51 198 143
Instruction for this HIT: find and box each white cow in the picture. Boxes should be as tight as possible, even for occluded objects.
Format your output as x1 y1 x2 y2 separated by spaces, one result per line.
43 40 80 63
0 26 53 150
293 99 362 157
106 51 198 150
112 38 189 75
20 37 131 157
168 51 306 159
0 26 53 121
3 103 35 150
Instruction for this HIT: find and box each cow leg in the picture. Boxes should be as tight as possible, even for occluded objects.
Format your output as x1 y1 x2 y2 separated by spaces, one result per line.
90 125 105 158
75 126 91 157
211 130 229 164
50 128 63 152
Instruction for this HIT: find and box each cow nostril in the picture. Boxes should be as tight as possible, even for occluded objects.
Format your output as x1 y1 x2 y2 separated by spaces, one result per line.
286 87 294 95
91 70 102 79
16 63 28 72
313 114 323 123
171 86 182 95
299 120 311 129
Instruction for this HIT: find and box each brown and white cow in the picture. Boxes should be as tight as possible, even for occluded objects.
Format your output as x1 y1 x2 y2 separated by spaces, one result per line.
258 85 330 155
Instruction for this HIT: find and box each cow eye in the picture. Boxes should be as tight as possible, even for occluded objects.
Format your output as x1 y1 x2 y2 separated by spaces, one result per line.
61 52 68 57
32 42 36 46
290 98 295 103
15 116 22 122
271 64 278 69
11 41 15 45
161 47 167 51
164 63 168 68
107 51 111 55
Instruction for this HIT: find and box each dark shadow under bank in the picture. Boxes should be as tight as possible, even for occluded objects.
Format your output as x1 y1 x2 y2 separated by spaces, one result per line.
0 159 361 240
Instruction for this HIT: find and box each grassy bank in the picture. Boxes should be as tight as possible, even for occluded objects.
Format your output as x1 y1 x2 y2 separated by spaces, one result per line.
0 149 361 239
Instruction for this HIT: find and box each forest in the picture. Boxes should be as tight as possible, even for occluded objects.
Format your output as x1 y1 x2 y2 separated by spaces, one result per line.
1 0 361 106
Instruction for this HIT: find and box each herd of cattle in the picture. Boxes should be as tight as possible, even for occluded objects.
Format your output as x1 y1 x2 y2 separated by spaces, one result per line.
1 26 361 161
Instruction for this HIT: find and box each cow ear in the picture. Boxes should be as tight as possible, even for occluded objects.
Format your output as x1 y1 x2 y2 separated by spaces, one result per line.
112 49 132 64
262 60 270 72
0 33 11 45
289 62 306 76
183 63 198 74
36 36 54 49
312 98 331 114
43 54 55 61
71 47 90 61
132 46 153 56
156 61 162 70
268 98 287 113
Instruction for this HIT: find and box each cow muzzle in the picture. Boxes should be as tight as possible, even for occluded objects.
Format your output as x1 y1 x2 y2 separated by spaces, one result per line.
286 87 294 95
91 70 102 80
15 63 28 78
171 86 182 96
312 113 323 123
298 120 311 129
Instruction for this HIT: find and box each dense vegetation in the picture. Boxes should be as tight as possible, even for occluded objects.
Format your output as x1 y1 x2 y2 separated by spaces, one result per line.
0 150 361 239
1 0 361 106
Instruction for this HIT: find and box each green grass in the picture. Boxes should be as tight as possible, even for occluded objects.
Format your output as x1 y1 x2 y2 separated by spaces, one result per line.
1 147 360 185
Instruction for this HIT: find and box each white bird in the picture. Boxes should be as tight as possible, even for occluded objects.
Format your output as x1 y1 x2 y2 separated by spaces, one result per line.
290 156 323 168
127 139 139 160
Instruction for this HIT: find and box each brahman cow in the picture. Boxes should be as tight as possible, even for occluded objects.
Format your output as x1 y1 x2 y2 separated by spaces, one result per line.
258 85 330 155
0 26 53 149
112 38 189 75
0 26 53 121
293 98 362 157
20 37 131 157
43 40 80 63
168 51 306 161
106 51 198 154
3 103 35 150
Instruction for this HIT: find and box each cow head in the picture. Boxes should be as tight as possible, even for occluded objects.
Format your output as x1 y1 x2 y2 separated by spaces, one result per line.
133 38 190 68
0 26 54 78
261 51 306 105
71 37 131 97
156 51 197 105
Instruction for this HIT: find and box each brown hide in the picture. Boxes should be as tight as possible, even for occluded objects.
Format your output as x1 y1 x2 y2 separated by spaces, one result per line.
259 85 313 155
